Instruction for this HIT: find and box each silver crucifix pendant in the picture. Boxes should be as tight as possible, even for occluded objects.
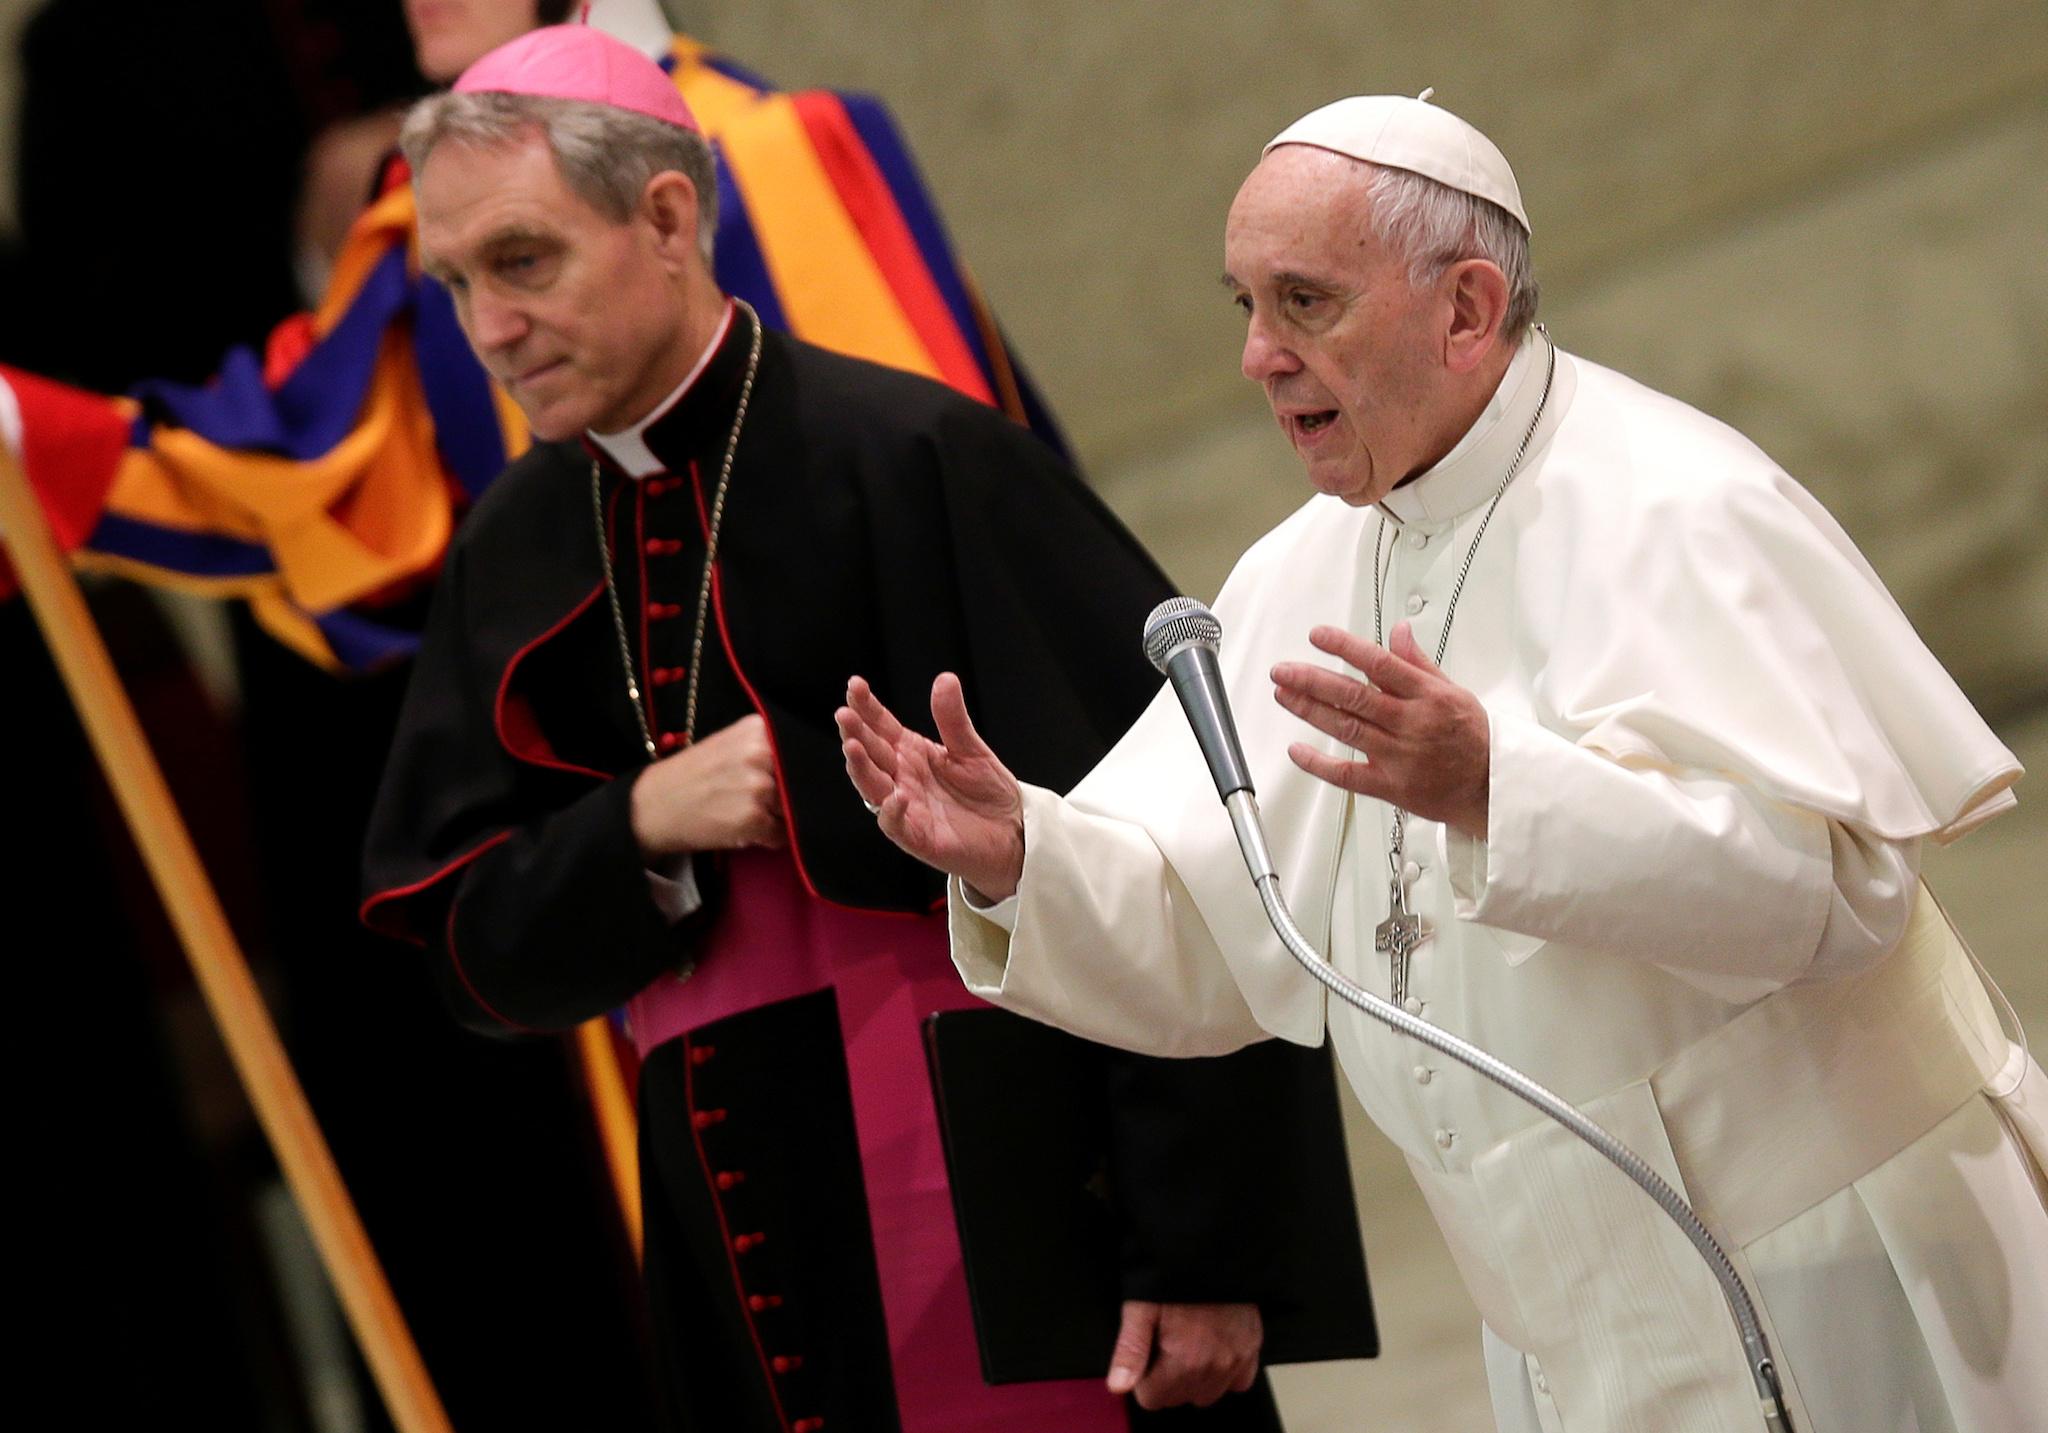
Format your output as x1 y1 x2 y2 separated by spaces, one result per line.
1374 876 1431 1007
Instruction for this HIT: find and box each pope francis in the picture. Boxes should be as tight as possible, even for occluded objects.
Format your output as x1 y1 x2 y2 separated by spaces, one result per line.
835 94 2047 1433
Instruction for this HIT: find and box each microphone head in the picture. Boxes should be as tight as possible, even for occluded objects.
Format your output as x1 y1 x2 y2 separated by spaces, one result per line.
1143 597 1223 674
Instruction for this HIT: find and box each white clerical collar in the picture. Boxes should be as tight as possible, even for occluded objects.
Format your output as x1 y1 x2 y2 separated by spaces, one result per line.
588 300 736 479
1379 330 1553 526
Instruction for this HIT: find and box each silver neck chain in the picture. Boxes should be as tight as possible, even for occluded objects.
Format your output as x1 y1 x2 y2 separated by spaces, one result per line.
591 300 764 762
1372 325 1556 863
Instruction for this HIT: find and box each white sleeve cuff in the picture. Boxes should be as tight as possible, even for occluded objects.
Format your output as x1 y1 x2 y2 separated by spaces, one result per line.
948 876 1018 997
959 883 1021 932
645 853 703 924
1443 822 1492 921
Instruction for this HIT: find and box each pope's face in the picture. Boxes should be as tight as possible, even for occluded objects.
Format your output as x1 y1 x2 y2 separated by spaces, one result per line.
1224 146 1453 506
416 132 693 441
405 0 539 86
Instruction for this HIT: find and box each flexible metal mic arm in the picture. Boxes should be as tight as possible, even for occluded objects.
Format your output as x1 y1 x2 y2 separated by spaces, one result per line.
1225 788 1794 1433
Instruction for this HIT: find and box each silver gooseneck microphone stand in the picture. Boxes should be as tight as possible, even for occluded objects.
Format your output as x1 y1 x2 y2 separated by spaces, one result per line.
1143 597 1794 1433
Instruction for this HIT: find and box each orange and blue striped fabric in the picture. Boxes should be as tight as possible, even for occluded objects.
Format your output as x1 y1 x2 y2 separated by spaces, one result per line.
13 37 1066 672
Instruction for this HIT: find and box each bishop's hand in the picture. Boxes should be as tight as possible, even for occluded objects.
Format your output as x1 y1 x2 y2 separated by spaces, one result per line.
1271 621 1492 839
836 673 1026 901
630 713 785 858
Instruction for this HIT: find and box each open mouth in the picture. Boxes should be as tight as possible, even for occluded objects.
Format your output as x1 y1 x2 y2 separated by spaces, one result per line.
1297 411 1336 433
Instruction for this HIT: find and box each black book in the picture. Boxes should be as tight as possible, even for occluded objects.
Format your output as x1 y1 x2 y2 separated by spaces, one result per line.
923 1008 1378 1384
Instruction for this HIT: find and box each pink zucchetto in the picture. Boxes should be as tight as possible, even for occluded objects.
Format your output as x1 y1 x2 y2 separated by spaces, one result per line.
1265 90 1529 233
455 24 700 133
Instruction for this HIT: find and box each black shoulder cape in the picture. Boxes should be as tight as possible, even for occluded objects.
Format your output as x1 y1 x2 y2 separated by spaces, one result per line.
362 329 1176 939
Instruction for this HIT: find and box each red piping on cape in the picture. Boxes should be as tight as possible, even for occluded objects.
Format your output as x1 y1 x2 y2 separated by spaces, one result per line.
359 828 514 943
493 581 611 779
443 885 539 1034
362 486 628 939
681 1032 793 1433
491 477 632 780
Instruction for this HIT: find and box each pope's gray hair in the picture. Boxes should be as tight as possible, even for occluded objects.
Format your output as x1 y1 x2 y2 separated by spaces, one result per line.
1364 164 1538 338
399 90 718 263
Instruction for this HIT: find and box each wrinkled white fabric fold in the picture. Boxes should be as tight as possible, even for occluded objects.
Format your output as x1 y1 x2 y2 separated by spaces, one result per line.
1444 712 1918 1000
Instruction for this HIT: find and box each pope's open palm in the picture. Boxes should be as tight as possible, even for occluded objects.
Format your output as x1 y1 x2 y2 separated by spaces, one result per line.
837 673 1027 901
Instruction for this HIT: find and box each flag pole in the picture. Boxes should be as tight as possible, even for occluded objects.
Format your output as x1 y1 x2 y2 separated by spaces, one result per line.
0 446 454 1433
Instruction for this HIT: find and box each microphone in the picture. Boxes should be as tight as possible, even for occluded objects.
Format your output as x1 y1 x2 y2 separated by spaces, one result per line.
1137 596 1796 1432
1143 598 1251 798
1143 598 1274 882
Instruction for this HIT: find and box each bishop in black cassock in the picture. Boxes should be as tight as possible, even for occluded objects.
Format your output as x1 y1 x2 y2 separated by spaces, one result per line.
362 25 1370 1433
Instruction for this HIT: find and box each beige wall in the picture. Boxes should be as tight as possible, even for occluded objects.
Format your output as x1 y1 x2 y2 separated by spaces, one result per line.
680 3 2047 441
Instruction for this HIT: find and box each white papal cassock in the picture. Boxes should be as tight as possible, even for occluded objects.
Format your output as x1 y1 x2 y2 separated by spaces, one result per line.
952 335 2046 1433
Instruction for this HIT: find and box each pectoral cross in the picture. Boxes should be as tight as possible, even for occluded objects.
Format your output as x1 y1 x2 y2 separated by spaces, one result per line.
1374 836 1431 1007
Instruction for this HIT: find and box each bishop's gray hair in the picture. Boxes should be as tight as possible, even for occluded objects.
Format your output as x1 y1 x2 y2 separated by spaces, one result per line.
1364 164 1538 338
399 90 719 263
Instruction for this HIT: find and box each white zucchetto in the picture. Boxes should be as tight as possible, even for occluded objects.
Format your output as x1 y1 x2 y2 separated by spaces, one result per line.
1264 91 1530 233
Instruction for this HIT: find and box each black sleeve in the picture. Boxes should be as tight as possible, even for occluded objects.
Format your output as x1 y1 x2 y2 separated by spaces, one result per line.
437 776 710 1036
362 531 713 1036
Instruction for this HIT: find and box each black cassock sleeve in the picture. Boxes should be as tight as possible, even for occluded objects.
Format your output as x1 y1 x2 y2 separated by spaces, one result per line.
438 778 689 1034
361 525 708 1036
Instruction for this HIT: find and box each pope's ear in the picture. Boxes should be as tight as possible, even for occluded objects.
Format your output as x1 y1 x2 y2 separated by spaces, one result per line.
1442 258 1511 374
641 170 703 268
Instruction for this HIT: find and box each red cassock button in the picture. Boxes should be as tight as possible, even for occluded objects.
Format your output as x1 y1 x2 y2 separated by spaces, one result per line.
772 1355 804 1374
733 1232 767 1253
692 1108 729 1130
793 1418 825 1432
748 1293 783 1312
715 1170 747 1191
649 601 684 620
657 732 684 752
689 1045 716 1065
645 537 683 556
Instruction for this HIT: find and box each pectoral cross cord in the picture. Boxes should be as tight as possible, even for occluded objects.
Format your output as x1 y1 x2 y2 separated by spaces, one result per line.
1366 329 1556 1010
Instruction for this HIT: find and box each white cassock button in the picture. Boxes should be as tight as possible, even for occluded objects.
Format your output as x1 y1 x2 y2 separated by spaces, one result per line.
1534 1373 1549 1396
1403 996 1423 1015
1405 593 1426 615
1435 1128 1456 1150
1413 1065 1433 1085
1402 860 1421 885
1408 531 1429 550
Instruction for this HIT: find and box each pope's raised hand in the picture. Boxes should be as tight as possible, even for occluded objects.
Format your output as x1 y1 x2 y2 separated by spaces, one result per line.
837 673 1026 901
1271 621 1492 838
